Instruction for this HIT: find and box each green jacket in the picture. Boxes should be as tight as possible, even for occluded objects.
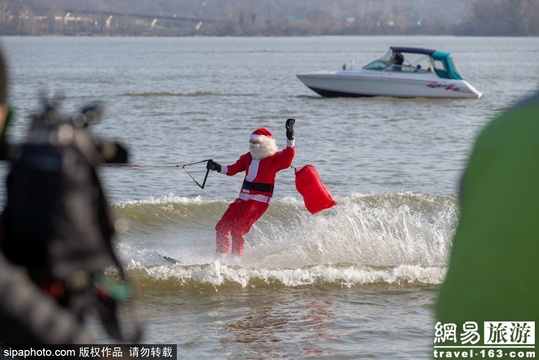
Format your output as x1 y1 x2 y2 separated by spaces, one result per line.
436 91 539 338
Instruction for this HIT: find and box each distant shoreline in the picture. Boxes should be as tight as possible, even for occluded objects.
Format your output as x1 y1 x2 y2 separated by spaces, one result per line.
1 33 537 37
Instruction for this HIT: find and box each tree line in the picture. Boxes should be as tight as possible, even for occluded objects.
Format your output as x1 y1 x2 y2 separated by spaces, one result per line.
0 0 537 36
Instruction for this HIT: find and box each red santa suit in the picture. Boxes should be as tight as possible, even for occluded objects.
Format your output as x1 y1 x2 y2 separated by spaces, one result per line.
215 128 295 256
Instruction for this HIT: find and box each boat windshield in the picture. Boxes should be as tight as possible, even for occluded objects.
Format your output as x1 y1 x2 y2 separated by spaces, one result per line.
362 48 393 70
362 48 435 74
363 59 390 71
361 48 466 79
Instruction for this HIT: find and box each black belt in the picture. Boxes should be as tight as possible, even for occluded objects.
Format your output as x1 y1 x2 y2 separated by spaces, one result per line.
242 180 274 193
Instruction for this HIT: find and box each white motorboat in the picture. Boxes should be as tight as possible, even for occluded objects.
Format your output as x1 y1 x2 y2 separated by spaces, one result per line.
296 46 482 99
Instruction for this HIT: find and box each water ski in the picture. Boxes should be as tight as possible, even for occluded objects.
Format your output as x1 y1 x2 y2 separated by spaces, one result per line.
163 255 181 264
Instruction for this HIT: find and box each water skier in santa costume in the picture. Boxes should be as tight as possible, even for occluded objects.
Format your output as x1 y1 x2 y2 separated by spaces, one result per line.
206 119 295 257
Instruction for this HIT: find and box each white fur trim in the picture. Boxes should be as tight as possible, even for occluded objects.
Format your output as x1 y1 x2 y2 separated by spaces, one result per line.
250 134 272 142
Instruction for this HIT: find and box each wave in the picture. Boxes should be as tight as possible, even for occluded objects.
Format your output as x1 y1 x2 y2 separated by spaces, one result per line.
112 192 457 230
111 192 457 288
121 262 445 291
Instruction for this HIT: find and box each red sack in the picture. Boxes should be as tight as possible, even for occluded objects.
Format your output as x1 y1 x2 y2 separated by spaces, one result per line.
294 165 336 214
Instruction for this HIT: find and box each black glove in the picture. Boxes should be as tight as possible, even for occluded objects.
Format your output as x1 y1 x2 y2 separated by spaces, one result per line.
285 118 295 140
206 160 221 172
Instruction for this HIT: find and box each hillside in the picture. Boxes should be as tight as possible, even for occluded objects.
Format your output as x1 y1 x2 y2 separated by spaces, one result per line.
1 0 537 36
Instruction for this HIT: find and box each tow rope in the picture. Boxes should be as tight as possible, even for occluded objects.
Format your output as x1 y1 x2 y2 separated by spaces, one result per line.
102 159 212 189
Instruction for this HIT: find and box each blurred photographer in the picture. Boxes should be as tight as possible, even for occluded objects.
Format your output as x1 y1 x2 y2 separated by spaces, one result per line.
0 45 142 345
0 46 95 344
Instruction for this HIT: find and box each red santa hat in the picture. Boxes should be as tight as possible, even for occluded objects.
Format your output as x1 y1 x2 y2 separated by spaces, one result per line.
250 128 273 142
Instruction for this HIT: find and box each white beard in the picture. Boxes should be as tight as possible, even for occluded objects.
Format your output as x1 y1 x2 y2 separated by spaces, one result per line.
250 137 278 160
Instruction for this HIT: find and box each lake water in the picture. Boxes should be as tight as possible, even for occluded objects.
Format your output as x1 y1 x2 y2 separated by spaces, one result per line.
1 35 538 359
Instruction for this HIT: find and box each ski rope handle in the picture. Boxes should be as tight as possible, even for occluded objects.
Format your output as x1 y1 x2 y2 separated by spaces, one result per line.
182 159 212 189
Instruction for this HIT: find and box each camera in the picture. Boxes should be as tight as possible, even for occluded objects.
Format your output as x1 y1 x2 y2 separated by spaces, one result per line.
0 96 141 342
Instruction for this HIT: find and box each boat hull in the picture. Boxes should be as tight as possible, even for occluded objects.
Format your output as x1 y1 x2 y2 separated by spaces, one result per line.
296 70 482 99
